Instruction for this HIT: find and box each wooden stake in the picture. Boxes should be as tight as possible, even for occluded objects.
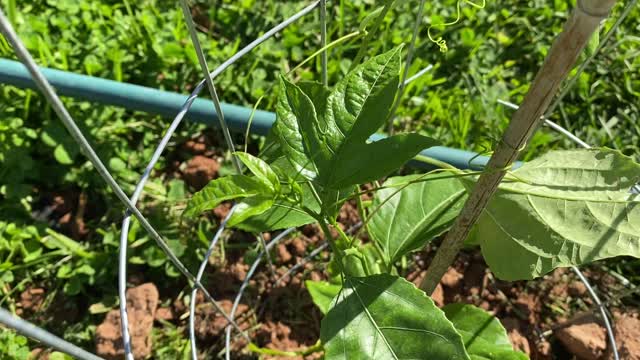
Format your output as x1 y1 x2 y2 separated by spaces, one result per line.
420 0 618 294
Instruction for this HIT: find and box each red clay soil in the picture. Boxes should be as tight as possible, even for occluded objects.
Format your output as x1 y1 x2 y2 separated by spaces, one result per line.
95 283 159 359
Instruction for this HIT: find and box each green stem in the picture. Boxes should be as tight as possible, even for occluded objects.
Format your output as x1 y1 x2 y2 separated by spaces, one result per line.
349 0 395 71
248 340 323 357
289 31 363 76
414 154 459 170
329 217 352 249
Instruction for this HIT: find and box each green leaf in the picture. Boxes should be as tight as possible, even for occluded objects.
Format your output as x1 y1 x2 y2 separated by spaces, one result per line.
234 152 280 192
327 134 439 188
326 46 401 150
443 304 528 360
49 352 74 360
474 148 640 280
276 77 327 179
232 180 320 232
369 174 467 265
54 144 74 164
306 280 341 314
273 47 433 192
234 198 315 232
342 243 386 277
321 274 469 360
42 229 94 259
227 196 275 227
109 157 127 172
183 175 271 218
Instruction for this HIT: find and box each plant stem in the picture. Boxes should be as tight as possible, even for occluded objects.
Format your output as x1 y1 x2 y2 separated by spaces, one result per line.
349 0 395 70
414 154 459 170
248 340 323 357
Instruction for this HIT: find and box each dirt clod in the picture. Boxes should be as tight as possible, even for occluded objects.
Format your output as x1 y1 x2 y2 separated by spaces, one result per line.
257 321 301 355
509 328 531 356
95 283 159 359
431 283 445 307
291 237 306 257
183 155 219 190
556 316 606 360
441 267 464 288
277 244 293 263
18 287 46 315
194 299 250 339
610 312 640 360
568 281 587 297
155 307 174 322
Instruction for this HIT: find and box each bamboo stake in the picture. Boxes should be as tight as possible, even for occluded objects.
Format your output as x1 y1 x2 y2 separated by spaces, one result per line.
420 0 618 294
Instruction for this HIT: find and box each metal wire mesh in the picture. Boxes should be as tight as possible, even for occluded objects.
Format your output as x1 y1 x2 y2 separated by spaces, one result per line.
0 0 636 359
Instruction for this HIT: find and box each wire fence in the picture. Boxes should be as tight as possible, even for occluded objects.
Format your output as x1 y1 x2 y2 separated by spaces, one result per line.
0 0 636 359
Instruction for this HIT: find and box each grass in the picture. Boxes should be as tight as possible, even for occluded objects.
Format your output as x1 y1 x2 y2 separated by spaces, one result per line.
0 0 639 357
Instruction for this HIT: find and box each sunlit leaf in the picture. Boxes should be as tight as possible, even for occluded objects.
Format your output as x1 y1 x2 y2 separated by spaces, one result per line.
369 173 466 264
321 274 469 359
474 148 640 280
443 303 528 360
183 175 271 218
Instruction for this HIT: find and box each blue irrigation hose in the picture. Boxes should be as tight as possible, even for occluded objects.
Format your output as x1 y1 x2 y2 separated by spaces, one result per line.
0 58 504 170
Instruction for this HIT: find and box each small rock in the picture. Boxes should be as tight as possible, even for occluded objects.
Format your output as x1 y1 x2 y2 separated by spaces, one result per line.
568 281 587 297
19 288 46 314
195 299 249 339
441 267 463 288
310 271 322 282
556 317 606 360
155 307 174 322
291 237 306 257
213 203 232 220
183 139 207 154
95 283 159 359
431 283 445 307
610 312 640 360
182 155 219 190
276 244 292 263
508 328 531 356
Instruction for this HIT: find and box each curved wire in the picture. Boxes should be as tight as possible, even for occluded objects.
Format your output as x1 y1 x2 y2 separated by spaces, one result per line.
117 2 321 358
224 227 296 360
189 206 237 360
0 308 104 360
0 6 250 357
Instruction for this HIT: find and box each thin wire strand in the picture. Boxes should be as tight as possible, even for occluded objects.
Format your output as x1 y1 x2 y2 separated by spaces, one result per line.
118 81 223 360
180 0 302 285
497 99 619 360
224 228 296 360
404 64 433 86
179 0 241 173
320 0 328 86
0 7 249 344
544 0 638 119
189 205 237 360
0 308 105 360
201 1 320 87
388 0 427 134
497 99 592 148
274 242 329 287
